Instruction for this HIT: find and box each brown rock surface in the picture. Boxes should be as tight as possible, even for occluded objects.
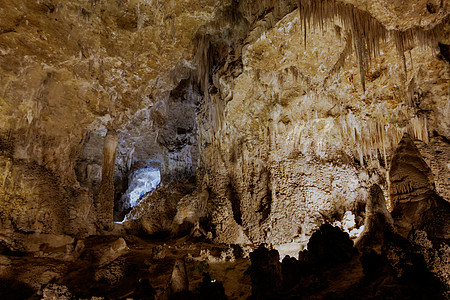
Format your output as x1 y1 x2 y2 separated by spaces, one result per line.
0 0 227 249
0 1 448 297
389 133 450 239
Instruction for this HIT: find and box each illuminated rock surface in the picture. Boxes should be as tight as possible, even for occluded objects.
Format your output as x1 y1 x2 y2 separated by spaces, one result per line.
0 0 449 298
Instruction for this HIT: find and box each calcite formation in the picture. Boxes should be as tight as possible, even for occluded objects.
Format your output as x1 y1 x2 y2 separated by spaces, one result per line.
188 0 450 245
0 0 449 297
390 133 450 239
0 0 223 248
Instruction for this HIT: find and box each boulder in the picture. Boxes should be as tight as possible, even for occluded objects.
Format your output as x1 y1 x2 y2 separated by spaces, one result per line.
97 238 128 267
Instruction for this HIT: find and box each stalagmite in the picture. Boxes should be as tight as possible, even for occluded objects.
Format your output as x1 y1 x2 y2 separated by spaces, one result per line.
389 133 449 239
95 129 118 231
355 184 394 251
168 259 189 295
0 0 449 298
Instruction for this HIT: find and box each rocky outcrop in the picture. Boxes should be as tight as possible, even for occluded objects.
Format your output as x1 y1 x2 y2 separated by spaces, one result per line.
0 0 224 251
0 155 96 252
0 0 449 262
355 184 394 251
389 133 450 240
249 245 283 299
123 178 196 236
96 237 128 267
249 224 448 299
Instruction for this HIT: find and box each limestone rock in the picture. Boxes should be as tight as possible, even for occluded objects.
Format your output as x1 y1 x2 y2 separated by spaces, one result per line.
94 258 126 286
194 0 450 247
124 179 196 236
151 245 166 260
41 284 72 300
172 190 209 235
389 134 450 239
415 136 450 203
0 0 223 245
355 184 394 251
97 237 128 267
301 223 358 266
168 259 189 296
0 3 448 299
249 245 283 299
0 255 11 276
0 231 75 256
409 229 450 292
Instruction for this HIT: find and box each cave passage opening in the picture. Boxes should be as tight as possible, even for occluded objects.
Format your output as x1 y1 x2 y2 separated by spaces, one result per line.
116 166 161 222
125 167 161 207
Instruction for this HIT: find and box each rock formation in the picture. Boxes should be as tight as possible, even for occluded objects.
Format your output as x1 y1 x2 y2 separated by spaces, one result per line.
95 129 118 230
355 183 394 251
389 133 450 240
166 259 190 299
0 0 448 298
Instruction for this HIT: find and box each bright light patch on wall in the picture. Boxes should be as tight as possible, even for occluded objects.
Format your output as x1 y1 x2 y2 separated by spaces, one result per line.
123 167 161 208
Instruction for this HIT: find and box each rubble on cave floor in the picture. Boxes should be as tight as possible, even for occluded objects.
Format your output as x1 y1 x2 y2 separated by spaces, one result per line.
0 235 252 300
0 222 448 299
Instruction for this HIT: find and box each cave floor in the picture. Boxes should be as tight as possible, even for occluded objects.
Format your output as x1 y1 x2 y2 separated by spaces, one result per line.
4 232 444 299
2 235 253 299
1 233 373 299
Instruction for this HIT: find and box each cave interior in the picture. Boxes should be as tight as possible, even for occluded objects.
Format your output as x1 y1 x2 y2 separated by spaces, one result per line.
0 0 449 299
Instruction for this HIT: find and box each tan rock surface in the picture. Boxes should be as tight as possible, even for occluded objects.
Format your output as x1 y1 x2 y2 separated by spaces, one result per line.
195 2 450 244
0 0 448 249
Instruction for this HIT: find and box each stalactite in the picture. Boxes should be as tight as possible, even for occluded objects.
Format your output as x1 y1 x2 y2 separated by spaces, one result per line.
411 116 429 143
338 108 432 170
297 0 449 91
406 77 417 107
330 30 352 74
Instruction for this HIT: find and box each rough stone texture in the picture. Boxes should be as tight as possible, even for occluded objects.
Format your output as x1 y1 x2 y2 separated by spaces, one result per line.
389 133 450 239
0 2 448 299
416 136 450 203
355 184 394 251
390 134 436 206
172 189 209 235
169 259 189 295
196 1 450 246
0 154 96 251
94 258 127 286
123 178 196 236
408 229 450 294
96 237 128 267
0 0 449 253
0 0 227 250
41 284 72 300
95 129 118 230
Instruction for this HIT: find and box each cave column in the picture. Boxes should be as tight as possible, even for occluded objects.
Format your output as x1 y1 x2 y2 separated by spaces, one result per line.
95 129 118 231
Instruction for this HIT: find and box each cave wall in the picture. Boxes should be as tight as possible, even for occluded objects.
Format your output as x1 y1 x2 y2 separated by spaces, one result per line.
0 0 229 250
0 0 448 250
193 0 450 244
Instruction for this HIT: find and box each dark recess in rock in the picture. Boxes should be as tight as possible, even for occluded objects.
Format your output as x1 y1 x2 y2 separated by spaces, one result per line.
228 183 242 225
438 42 450 63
